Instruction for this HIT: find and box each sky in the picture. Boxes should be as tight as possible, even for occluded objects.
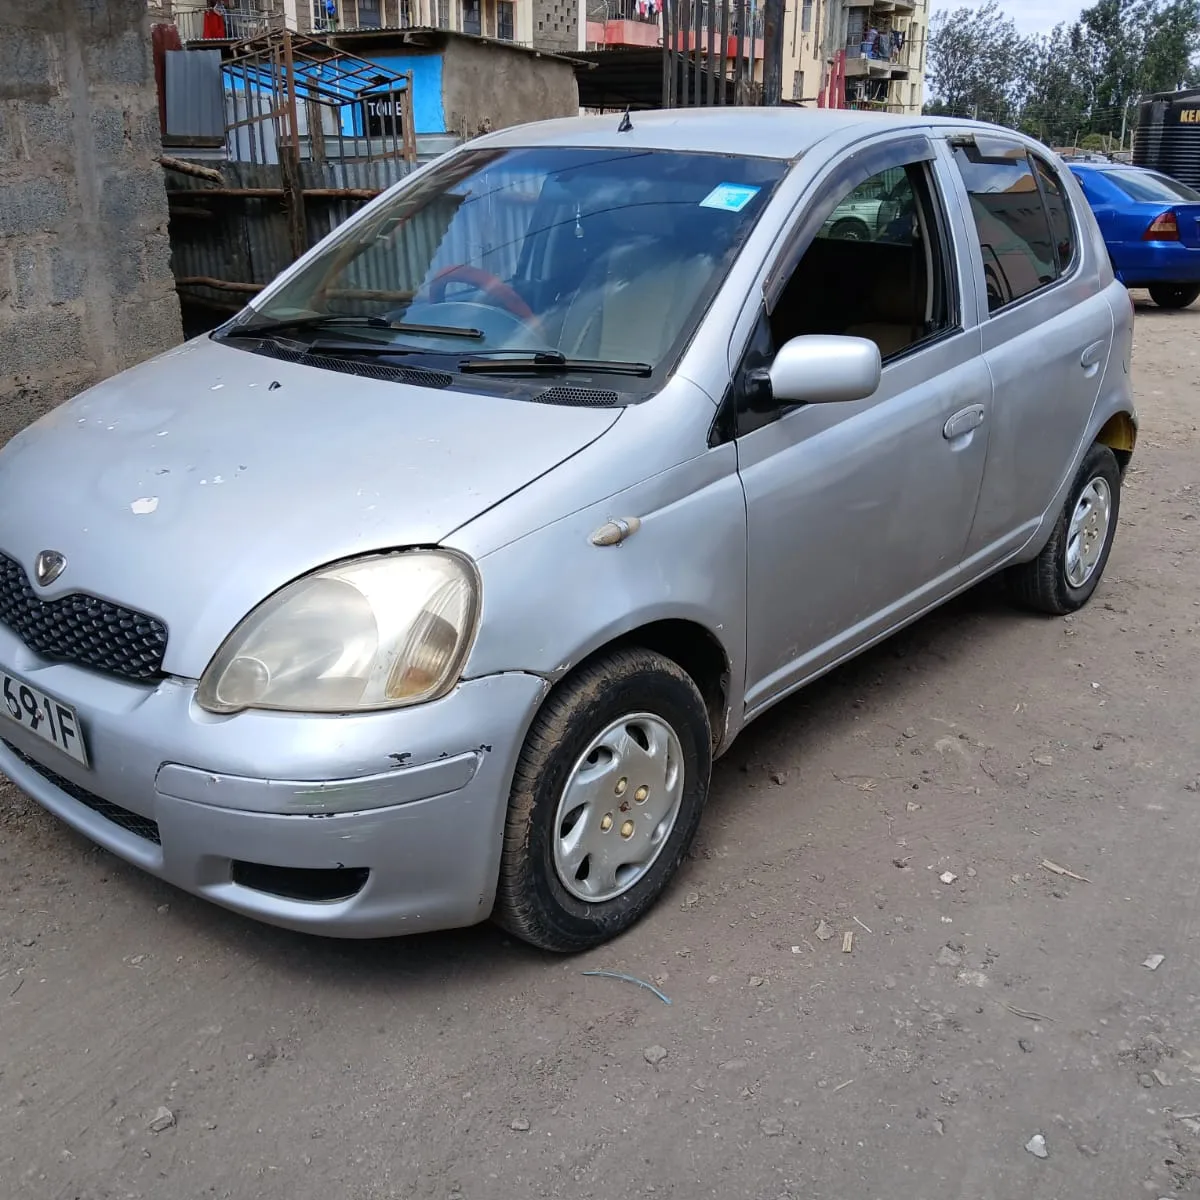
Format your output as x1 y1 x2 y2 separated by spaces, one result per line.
929 0 1084 36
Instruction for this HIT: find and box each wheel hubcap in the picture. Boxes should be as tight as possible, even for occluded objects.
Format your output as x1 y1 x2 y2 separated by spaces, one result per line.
1065 476 1112 589
552 712 685 903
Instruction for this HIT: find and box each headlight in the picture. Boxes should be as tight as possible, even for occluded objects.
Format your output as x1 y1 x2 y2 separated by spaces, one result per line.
197 552 480 714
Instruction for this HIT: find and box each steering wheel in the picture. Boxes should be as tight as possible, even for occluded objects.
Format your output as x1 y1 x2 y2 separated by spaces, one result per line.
428 264 536 322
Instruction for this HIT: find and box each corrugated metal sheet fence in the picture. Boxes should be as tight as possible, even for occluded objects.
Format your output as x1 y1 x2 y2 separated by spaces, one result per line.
170 159 417 333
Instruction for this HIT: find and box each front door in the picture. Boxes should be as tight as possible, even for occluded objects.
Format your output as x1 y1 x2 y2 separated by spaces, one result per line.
735 140 991 715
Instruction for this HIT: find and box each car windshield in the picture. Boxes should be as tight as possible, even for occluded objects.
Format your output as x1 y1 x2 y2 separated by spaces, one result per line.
226 145 787 380
1106 169 1200 203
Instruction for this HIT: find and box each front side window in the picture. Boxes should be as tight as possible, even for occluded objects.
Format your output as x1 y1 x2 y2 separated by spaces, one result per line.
229 146 786 395
952 142 1059 312
764 160 954 366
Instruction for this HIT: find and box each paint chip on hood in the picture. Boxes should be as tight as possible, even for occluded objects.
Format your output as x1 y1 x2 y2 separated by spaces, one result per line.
131 497 159 515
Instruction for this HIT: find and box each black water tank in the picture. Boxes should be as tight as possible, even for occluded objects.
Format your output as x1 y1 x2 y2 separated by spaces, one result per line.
1133 87 1200 188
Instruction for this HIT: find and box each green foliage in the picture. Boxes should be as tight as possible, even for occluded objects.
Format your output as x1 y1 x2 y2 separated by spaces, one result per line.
926 0 1200 145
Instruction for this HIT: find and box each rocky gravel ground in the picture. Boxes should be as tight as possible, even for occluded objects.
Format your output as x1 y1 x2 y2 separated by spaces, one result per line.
2 295 1198 1200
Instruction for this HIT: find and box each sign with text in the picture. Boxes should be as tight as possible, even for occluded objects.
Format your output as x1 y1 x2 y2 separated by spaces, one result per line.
361 90 406 138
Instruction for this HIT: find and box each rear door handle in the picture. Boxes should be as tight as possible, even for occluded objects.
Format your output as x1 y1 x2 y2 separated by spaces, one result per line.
943 404 985 440
1081 340 1106 369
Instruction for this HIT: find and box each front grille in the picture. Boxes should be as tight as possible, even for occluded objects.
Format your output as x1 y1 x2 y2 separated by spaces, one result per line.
0 551 168 682
2 740 162 845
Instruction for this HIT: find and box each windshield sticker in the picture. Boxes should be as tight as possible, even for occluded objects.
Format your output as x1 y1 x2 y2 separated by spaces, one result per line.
699 183 760 213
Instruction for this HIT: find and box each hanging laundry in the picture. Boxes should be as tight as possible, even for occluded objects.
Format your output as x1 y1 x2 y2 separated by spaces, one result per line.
201 0 228 39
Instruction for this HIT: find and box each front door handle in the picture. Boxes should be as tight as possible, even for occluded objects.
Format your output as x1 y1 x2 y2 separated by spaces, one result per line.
943 404 985 440
1081 340 1106 369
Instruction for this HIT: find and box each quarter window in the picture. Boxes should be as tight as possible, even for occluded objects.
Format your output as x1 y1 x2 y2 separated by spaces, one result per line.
952 142 1066 312
1032 156 1075 273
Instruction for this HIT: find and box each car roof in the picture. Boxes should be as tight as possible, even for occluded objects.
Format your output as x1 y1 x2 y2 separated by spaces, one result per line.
475 107 1020 162
1070 162 1149 174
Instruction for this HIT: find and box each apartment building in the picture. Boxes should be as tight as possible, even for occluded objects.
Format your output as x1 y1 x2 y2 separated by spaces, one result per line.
151 0 584 51
584 0 926 111
782 0 927 111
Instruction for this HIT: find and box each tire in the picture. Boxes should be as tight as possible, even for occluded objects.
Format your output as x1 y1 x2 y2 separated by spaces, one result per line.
494 647 712 953
1148 283 1200 310
1006 442 1121 615
830 218 870 242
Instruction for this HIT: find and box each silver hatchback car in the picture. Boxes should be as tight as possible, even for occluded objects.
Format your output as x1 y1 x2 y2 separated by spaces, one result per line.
0 110 1136 951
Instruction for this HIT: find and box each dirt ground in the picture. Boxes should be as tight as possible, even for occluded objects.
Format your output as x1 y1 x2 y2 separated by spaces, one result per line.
2 296 1198 1200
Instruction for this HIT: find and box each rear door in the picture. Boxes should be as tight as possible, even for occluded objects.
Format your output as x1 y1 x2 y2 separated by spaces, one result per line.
947 136 1115 560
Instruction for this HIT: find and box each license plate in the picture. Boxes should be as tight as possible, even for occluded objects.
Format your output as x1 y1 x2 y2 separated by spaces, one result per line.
1 669 88 766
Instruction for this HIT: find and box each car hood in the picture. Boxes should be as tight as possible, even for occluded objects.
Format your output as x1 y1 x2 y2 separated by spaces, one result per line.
0 336 621 678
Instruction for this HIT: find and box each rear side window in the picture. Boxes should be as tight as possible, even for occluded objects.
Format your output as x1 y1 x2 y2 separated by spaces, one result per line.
952 143 1068 313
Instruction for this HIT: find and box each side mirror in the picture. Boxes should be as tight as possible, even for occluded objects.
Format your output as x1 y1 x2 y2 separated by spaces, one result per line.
750 334 882 409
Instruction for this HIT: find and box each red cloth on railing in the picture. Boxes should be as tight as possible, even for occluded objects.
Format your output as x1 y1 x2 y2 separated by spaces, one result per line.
202 5 228 38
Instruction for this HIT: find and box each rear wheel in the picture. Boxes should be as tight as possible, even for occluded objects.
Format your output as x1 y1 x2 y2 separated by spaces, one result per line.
1006 443 1121 615
1148 283 1200 309
494 648 712 953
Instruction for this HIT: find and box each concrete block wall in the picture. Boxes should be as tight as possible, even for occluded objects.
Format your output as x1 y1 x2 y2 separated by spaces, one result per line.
0 0 182 446
532 0 579 54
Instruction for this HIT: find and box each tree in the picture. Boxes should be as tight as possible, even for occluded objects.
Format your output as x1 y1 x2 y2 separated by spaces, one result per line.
925 1 1032 125
1071 0 1200 139
1019 23 1091 146
927 0 1200 146
1140 0 1200 92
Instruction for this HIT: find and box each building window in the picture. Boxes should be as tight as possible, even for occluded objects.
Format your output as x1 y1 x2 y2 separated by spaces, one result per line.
497 0 514 39
791 70 804 101
312 0 340 29
437 0 449 26
801 0 812 32
461 0 481 33
357 0 382 25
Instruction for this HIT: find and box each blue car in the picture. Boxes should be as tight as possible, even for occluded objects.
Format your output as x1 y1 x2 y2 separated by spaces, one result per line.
1069 163 1200 309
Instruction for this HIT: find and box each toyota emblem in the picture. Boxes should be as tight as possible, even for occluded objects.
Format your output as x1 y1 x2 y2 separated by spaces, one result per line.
34 550 66 587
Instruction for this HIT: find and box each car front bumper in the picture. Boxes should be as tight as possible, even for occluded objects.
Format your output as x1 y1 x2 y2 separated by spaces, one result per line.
0 622 549 937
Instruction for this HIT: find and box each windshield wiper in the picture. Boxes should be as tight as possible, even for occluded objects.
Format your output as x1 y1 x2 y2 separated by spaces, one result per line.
459 350 652 377
222 315 485 341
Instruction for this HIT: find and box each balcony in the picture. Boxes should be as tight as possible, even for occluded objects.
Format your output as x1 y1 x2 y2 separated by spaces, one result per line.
843 23 915 78
174 2 283 40
586 0 765 58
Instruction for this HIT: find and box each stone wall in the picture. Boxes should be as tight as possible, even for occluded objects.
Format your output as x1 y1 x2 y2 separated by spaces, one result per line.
0 0 182 446
441 37 579 138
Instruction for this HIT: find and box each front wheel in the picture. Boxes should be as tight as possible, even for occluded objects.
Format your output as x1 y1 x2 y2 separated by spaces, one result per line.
829 218 870 242
1148 283 1200 310
494 648 712 952
1005 442 1121 615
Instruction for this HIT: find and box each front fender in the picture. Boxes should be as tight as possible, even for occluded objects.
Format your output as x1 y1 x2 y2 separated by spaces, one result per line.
454 442 749 743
